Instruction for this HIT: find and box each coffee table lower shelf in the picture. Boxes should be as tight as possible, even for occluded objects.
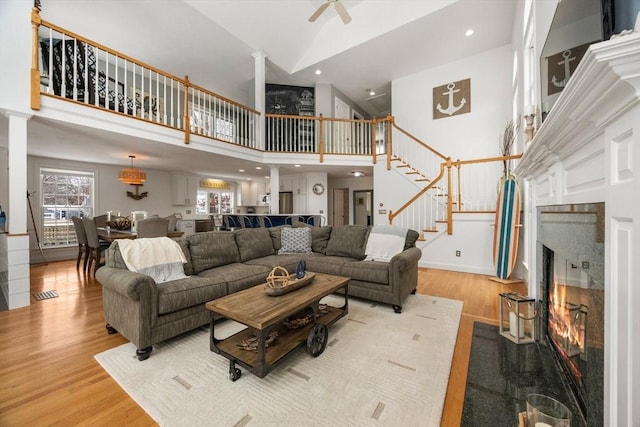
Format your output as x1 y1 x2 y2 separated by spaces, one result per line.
214 306 344 375
207 273 349 381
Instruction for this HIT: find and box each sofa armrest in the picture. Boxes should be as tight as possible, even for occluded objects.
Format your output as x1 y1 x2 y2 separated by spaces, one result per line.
388 247 422 306
389 247 422 272
96 266 156 301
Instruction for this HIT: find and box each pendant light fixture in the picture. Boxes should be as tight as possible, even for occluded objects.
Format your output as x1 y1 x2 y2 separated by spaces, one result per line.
118 155 146 186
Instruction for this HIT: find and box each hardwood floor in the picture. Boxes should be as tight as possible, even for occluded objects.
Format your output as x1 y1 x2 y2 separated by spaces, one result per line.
0 260 525 426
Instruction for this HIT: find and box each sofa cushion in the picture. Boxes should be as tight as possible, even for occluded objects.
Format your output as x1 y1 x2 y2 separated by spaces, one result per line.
324 225 370 260
235 228 275 262
311 226 332 254
244 253 318 274
305 255 359 276
341 260 389 284
268 226 286 251
188 231 240 274
157 275 227 315
198 263 271 294
278 227 312 254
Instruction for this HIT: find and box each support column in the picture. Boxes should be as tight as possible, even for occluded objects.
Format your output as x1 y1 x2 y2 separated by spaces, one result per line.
253 50 267 150
270 166 280 214
3 112 31 309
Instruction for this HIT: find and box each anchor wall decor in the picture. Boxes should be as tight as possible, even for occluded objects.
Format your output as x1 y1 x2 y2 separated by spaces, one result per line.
126 184 148 200
433 78 471 120
546 41 592 96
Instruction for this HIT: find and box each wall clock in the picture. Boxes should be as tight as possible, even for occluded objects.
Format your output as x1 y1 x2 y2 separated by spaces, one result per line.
312 183 325 195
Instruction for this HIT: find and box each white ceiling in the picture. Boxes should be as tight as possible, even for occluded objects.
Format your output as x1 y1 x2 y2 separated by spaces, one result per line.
24 0 517 180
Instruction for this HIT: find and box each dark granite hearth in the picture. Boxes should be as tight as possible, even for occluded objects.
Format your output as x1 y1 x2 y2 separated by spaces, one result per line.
462 322 585 427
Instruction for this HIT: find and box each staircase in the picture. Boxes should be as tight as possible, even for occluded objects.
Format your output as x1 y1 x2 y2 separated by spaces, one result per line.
383 119 521 241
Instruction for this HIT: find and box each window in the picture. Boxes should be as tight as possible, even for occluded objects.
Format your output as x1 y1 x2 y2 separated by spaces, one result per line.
196 190 233 215
40 168 94 247
215 116 235 141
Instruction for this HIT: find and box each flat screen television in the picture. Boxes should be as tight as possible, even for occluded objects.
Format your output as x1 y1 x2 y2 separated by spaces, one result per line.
540 0 640 120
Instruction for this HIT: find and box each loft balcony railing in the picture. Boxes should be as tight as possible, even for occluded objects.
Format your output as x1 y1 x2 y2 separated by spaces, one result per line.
30 9 387 159
29 8 522 236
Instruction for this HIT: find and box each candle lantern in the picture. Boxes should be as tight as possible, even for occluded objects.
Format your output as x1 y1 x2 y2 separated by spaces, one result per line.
499 292 536 344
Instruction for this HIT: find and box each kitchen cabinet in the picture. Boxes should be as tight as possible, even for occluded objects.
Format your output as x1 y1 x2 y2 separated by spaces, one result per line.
293 175 307 195
240 181 268 206
279 175 293 192
171 174 199 205
280 175 306 194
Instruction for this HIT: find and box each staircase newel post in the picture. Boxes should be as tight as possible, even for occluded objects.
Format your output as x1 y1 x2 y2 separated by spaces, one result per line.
386 115 393 171
446 158 453 235
456 159 462 212
183 75 190 144
318 113 324 163
31 7 42 110
371 117 377 165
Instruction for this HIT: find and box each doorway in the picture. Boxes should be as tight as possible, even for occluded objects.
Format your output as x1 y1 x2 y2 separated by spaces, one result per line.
332 188 349 226
353 190 373 226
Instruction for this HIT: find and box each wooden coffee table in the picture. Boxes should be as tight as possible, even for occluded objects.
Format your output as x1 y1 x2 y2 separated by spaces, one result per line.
205 272 349 381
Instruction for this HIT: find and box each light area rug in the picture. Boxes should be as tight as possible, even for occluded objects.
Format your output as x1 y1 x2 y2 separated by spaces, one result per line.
95 293 463 427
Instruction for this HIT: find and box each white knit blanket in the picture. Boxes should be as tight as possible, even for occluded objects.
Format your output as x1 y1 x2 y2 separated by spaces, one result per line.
364 224 408 262
117 237 188 283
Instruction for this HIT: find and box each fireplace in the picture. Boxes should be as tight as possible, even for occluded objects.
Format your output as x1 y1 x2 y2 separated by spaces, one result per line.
537 203 604 426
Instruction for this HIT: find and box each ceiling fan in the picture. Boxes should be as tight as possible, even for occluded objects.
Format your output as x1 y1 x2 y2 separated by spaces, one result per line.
308 0 352 24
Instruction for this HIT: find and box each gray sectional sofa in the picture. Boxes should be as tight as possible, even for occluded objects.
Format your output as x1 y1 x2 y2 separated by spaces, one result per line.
96 225 421 360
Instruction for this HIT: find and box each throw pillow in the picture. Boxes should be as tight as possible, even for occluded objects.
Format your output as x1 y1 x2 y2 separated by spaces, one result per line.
311 225 332 254
278 227 312 254
324 225 370 259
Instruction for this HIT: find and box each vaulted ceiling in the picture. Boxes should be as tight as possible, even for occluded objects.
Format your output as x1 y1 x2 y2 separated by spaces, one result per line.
43 0 516 118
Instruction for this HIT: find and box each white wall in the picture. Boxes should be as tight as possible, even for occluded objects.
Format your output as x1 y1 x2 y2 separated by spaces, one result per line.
392 44 513 160
305 172 328 220
388 44 513 274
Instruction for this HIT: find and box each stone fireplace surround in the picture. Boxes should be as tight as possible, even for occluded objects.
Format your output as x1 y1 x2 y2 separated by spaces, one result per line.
515 33 639 426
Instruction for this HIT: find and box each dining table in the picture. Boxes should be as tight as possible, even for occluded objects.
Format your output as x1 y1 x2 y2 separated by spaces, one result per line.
97 227 184 243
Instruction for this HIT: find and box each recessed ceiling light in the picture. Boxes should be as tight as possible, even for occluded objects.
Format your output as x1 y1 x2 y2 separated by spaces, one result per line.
264 176 269 179
349 170 365 177
369 91 376 96
465 29 474 37
256 166 262 170
294 164 301 168
238 169 245 172
315 69 322 75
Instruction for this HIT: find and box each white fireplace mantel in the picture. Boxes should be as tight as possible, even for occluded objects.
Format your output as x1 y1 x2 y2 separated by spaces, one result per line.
517 32 639 180
515 32 640 427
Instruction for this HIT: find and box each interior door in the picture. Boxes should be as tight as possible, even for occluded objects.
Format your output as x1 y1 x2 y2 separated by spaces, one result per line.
332 188 349 226
353 190 373 226
333 97 351 153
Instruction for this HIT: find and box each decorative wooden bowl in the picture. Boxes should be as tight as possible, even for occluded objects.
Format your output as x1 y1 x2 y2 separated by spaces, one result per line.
265 266 315 296
106 216 131 230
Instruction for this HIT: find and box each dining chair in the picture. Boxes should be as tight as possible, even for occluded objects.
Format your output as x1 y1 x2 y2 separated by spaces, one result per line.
136 217 170 238
71 216 89 271
83 217 110 275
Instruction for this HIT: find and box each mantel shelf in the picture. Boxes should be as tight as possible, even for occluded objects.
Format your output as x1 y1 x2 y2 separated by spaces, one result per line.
516 32 640 179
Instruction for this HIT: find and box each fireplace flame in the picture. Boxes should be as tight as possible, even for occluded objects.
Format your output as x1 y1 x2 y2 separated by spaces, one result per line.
549 281 586 358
